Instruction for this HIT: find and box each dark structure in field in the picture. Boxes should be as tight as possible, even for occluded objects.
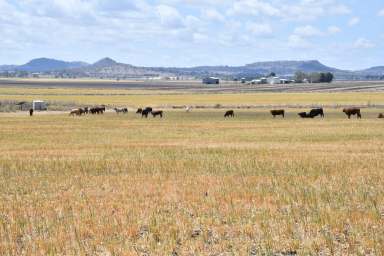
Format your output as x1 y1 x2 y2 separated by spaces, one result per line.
343 108 362 119
224 110 235 118
270 109 285 118
202 77 220 84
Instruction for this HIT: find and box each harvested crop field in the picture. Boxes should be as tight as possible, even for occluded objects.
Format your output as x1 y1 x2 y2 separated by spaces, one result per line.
0 81 383 255
1 108 384 255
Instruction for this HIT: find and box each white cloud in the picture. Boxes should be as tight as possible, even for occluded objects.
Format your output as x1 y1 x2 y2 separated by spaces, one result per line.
282 0 351 21
327 26 341 34
156 5 184 28
294 25 323 37
202 9 225 22
348 17 360 26
246 22 273 36
230 0 280 17
378 9 384 16
288 35 311 49
353 38 375 49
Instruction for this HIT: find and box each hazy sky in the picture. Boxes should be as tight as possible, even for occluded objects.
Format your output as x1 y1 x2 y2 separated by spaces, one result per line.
0 0 383 69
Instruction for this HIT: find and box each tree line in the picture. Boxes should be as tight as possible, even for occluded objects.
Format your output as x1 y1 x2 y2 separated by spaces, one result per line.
294 71 334 83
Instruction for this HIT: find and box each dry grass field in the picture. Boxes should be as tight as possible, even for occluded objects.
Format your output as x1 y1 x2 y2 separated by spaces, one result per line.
1 86 384 110
0 108 383 255
0 82 384 255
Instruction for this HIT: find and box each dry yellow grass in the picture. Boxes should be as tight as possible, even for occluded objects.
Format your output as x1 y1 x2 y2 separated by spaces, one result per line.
0 108 383 255
1 85 384 108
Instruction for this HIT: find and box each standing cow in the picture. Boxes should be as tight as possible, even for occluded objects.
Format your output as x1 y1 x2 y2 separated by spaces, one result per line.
270 109 285 118
343 108 361 119
309 108 324 118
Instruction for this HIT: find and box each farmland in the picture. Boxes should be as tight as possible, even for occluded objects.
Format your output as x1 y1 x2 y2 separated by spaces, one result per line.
0 80 383 255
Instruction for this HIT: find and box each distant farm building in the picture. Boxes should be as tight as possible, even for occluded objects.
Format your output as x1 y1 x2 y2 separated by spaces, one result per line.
202 77 220 84
267 77 281 85
32 100 47 111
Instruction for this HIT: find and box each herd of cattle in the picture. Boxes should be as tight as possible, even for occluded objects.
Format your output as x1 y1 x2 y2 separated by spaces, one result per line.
68 106 384 119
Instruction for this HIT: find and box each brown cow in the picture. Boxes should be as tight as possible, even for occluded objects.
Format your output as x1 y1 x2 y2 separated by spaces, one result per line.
378 113 384 119
271 109 285 118
343 108 361 119
151 110 163 118
69 108 82 116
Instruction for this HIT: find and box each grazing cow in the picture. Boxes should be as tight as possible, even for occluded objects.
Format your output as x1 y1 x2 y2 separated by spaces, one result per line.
224 110 235 118
141 108 151 118
90 106 105 114
270 109 285 118
298 112 312 118
309 108 324 118
29 109 33 116
186 106 192 112
136 108 143 114
69 108 82 116
84 107 89 114
343 108 361 119
144 107 153 113
378 113 384 119
151 110 163 118
114 108 128 114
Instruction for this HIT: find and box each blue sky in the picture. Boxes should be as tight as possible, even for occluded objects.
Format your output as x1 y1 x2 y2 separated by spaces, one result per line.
0 0 383 70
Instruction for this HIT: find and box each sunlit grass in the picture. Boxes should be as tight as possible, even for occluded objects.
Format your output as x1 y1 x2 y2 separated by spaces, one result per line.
1 85 384 108
0 109 383 255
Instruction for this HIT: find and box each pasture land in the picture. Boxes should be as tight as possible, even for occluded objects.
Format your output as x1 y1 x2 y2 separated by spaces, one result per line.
0 107 384 255
1 82 384 111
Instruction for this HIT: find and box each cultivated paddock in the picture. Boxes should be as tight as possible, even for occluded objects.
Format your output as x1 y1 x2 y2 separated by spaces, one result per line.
0 80 383 255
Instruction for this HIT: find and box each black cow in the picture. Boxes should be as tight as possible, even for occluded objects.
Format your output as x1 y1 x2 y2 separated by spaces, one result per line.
270 109 285 118
224 110 235 118
308 108 324 118
298 112 311 118
141 109 151 118
144 107 153 113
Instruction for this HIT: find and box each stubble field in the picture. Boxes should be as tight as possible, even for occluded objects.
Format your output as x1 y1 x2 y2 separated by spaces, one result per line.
0 82 384 255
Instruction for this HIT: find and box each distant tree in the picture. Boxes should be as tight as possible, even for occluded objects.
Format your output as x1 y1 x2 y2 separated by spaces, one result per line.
294 71 306 83
309 72 321 83
324 72 334 83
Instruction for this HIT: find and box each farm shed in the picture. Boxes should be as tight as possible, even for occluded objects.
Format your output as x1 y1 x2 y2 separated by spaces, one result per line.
32 100 47 111
202 77 220 84
267 76 281 85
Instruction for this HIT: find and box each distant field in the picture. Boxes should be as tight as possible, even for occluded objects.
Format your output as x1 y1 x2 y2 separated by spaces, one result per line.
0 81 383 254
1 80 384 110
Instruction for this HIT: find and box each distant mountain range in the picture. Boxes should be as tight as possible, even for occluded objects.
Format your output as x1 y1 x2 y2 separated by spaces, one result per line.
1 57 384 80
